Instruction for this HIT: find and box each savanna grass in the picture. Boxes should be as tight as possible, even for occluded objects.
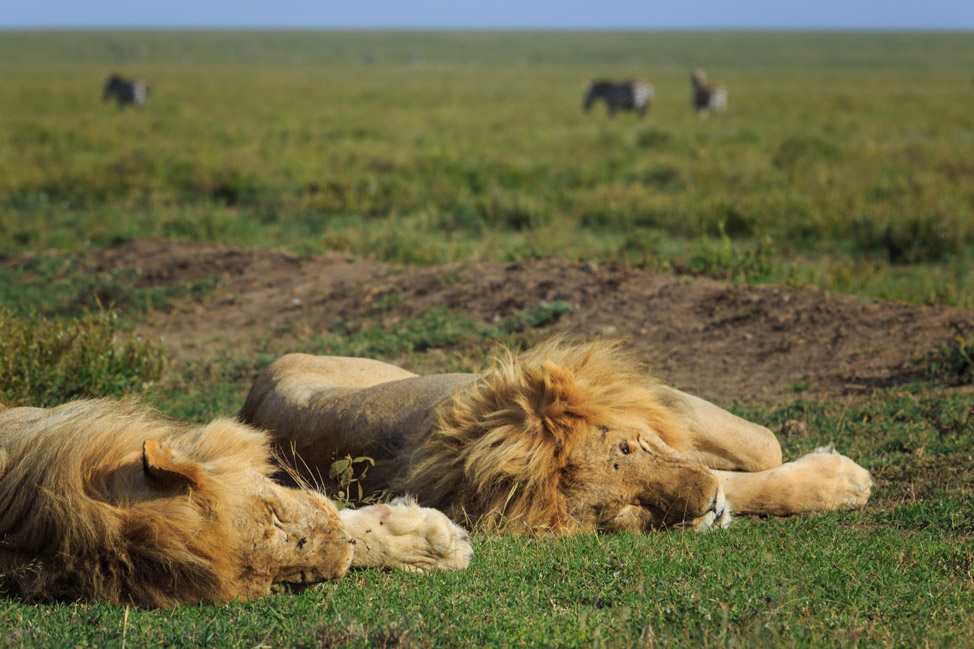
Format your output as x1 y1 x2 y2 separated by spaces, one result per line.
2 31 974 303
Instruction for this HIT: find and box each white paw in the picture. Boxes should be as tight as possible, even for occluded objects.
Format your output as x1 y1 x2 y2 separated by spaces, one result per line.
340 497 473 572
794 446 873 510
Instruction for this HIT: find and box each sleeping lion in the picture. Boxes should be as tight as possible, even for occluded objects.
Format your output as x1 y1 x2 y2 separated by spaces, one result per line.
240 339 873 534
0 399 472 607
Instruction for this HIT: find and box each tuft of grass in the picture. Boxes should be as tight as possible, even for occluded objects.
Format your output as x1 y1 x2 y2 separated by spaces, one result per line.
0 308 165 407
919 328 974 385
671 225 775 283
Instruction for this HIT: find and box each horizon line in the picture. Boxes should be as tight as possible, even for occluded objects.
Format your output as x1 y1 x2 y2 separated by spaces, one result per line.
3 25 974 33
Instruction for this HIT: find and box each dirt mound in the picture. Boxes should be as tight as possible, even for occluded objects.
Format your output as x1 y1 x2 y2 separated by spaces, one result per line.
94 239 974 403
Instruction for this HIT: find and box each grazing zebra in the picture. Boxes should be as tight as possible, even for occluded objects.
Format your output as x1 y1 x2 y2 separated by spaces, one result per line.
583 80 654 118
690 68 727 116
102 74 152 108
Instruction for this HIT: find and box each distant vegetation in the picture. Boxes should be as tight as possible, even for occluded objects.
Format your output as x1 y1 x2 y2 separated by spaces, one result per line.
2 31 974 305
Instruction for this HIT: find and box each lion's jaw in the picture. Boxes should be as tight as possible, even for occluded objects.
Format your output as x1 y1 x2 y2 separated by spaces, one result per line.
565 423 731 533
673 486 731 532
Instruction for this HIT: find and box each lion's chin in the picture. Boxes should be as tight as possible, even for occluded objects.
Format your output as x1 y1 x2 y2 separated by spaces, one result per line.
677 497 733 532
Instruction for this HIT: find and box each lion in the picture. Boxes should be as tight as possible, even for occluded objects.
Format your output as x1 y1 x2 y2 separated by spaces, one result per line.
239 339 873 534
0 399 472 607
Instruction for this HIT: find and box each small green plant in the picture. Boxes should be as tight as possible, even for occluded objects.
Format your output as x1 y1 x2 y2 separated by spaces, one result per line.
499 300 573 332
676 223 775 283
922 328 974 385
0 254 222 320
0 308 165 406
328 455 376 507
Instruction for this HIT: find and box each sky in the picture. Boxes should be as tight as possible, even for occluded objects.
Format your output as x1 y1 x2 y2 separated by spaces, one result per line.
3 0 974 30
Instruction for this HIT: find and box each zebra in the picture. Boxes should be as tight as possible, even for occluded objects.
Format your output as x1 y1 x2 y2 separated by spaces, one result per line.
102 74 152 108
583 80 654 118
691 68 727 116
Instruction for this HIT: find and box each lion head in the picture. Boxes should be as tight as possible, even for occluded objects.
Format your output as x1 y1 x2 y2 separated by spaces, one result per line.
0 399 354 607
395 339 730 534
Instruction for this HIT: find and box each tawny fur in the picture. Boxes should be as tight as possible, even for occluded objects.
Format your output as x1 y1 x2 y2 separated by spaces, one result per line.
0 401 268 605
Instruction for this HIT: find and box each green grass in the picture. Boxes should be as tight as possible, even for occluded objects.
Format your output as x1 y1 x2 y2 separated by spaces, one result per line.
1 486 971 648
1 311 973 647
0 252 222 321
2 31 974 304
0 308 165 407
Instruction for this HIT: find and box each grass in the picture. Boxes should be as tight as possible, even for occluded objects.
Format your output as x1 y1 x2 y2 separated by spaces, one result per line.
0 308 165 407
2 31 974 304
0 427 971 647
0 252 222 321
2 29 974 647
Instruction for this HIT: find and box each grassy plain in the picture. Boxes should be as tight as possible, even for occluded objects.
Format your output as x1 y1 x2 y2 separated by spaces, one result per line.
1 31 974 648
3 31 974 304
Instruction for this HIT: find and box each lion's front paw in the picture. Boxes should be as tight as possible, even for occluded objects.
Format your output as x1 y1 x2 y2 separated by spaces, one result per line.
792 447 873 511
340 497 473 572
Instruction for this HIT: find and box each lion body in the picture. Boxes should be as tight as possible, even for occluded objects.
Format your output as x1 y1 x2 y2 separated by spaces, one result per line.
241 340 873 534
0 399 471 606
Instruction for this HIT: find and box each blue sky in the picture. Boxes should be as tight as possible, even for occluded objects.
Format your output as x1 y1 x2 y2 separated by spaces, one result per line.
4 0 974 30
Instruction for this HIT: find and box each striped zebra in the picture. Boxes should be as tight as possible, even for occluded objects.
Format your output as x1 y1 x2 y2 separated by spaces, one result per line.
583 80 654 118
691 68 727 116
102 74 152 108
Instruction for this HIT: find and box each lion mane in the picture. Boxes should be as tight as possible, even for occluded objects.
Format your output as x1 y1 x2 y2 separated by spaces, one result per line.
393 339 693 532
0 399 306 607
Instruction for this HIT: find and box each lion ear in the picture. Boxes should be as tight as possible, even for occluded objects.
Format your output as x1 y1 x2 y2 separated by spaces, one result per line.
534 361 586 434
142 439 200 491
541 361 577 401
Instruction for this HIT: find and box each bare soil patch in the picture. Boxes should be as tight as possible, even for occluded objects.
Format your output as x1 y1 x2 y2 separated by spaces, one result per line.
94 239 974 403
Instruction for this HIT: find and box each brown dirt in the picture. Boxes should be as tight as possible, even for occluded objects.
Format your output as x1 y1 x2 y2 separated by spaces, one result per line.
94 239 974 403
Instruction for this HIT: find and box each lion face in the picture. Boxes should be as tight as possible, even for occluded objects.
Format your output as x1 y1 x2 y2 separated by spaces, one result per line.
226 472 355 594
563 418 730 532
408 343 733 534
137 434 356 600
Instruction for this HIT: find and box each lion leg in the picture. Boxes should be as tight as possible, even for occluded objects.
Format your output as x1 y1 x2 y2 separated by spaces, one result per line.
659 387 783 472
339 497 473 572
715 445 873 516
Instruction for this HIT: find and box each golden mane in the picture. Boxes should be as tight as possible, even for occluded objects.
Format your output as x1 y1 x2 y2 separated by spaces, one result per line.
393 339 690 533
0 399 275 606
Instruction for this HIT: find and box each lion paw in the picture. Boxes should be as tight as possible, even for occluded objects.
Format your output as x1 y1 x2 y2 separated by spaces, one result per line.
340 497 473 572
792 447 873 511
